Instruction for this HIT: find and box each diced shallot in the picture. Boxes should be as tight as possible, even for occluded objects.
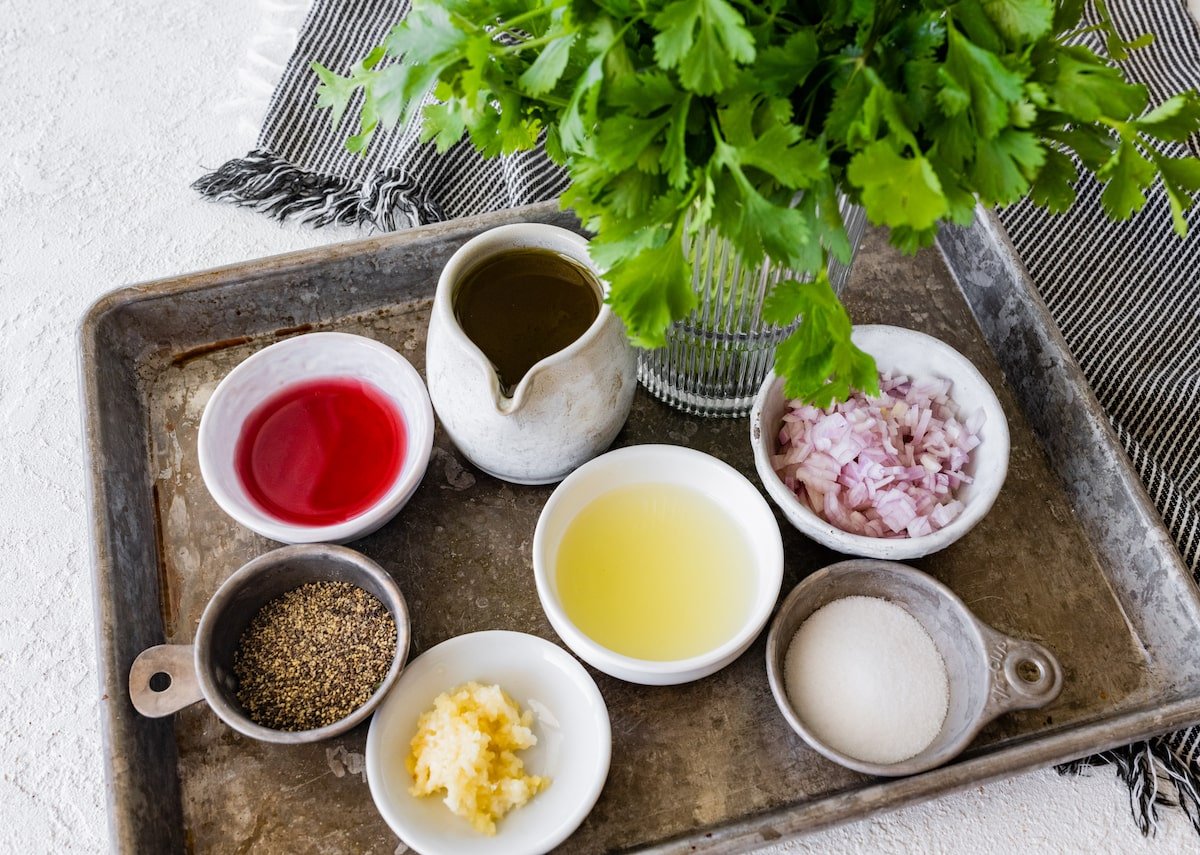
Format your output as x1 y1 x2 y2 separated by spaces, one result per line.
772 371 983 539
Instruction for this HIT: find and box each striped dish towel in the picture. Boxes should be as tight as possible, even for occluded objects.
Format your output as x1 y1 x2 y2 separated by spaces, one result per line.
195 0 1200 836
194 0 567 228
999 0 1200 835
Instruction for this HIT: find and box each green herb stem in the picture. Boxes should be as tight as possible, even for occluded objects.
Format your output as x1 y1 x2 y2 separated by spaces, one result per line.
502 31 577 54
494 5 555 32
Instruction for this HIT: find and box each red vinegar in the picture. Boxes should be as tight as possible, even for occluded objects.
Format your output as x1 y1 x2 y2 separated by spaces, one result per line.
235 378 407 526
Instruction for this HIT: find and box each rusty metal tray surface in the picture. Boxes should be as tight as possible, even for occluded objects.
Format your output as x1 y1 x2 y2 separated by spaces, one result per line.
81 201 1200 853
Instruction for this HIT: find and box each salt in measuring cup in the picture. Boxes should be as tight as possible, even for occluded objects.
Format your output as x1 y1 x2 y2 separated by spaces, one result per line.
765 559 1062 776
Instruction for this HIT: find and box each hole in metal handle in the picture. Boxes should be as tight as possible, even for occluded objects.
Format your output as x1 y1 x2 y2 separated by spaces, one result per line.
1015 658 1043 684
129 644 203 718
1002 643 1060 701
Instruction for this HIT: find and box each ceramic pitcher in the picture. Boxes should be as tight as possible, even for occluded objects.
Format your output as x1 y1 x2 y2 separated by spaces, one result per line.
426 223 637 485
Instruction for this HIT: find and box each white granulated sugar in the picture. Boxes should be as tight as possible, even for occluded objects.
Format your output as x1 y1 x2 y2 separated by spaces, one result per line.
785 595 949 765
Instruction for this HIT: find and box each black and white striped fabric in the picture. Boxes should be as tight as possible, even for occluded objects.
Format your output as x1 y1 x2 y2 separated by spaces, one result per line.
194 0 567 228
196 0 1200 836
999 0 1200 836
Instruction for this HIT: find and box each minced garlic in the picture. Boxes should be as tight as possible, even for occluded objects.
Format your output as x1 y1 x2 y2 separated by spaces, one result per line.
407 682 549 834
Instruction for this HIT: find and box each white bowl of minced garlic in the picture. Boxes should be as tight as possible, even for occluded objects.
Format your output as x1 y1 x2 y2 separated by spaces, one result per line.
366 631 611 855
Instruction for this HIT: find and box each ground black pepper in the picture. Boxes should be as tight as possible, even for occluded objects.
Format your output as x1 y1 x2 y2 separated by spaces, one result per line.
234 581 396 731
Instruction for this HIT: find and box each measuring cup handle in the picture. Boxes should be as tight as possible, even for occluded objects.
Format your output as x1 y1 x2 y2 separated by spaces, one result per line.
981 630 1064 718
129 644 204 718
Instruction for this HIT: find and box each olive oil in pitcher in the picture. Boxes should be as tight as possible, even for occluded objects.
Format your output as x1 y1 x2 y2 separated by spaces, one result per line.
452 248 601 397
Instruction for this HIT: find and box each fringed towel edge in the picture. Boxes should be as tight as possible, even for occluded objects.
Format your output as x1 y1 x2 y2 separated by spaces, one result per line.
192 149 445 231
1058 738 1200 837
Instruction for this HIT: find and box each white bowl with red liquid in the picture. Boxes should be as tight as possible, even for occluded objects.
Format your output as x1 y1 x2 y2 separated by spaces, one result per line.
199 332 434 544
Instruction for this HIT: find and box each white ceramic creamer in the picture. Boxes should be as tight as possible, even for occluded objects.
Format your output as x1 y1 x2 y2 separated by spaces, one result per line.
426 223 637 485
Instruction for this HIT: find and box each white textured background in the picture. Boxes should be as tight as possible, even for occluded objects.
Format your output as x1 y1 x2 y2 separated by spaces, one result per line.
1 0 1197 851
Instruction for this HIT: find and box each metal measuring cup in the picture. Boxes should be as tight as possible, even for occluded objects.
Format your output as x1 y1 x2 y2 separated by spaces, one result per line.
129 543 410 744
766 558 1062 776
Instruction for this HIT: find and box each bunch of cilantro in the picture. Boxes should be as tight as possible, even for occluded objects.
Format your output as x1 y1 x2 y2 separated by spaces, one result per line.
315 0 1200 404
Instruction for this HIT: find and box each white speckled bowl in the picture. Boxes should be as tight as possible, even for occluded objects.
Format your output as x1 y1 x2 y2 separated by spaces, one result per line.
366 631 611 855
750 325 1010 560
198 331 434 544
533 444 784 685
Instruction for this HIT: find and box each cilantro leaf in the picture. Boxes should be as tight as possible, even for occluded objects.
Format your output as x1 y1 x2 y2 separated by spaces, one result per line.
1047 46 1148 122
1098 137 1156 221
943 24 1024 139
606 170 664 217
1135 93 1200 143
1150 152 1200 235
929 160 979 226
980 0 1054 43
519 32 577 95
935 68 971 117
312 62 360 130
604 229 696 348
419 100 467 151
1053 0 1086 31
582 212 669 269
559 54 605 153
813 178 853 264
846 141 948 230
608 71 679 111
590 112 672 173
1045 125 1115 172
652 0 755 95
970 129 1045 205
765 274 879 406
889 225 940 254
930 111 978 172
755 29 819 98
660 97 692 188
825 71 871 144
711 167 816 269
718 105 827 190
789 191 829 275
1028 146 1077 214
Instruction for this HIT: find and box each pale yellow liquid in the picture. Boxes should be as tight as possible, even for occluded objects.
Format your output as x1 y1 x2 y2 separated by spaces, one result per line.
555 483 754 661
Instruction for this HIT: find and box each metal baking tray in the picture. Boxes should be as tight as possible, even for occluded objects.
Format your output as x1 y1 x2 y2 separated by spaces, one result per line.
81 201 1200 853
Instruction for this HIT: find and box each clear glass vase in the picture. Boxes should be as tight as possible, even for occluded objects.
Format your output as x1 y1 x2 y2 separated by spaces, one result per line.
637 197 868 417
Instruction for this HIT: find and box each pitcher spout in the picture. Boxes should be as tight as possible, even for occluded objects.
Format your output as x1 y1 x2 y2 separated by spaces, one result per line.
493 364 542 416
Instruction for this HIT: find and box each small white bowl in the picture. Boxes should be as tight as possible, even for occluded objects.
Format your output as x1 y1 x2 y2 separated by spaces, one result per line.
366 631 611 855
198 332 434 544
750 325 1009 560
532 444 784 685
